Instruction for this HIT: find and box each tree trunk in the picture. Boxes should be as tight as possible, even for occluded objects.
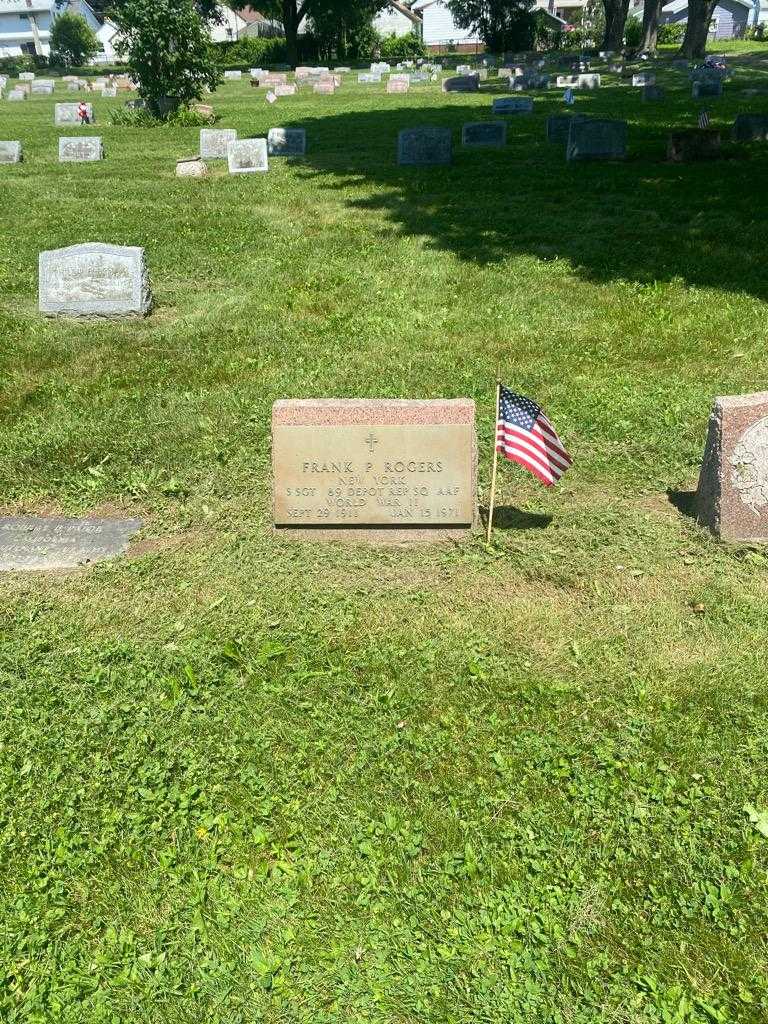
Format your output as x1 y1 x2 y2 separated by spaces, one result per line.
641 0 662 50
602 0 631 50
679 0 716 57
283 0 299 67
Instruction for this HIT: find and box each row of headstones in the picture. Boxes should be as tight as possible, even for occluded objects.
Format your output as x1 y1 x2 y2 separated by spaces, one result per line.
0 137 103 163
177 127 306 175
2 73 132 101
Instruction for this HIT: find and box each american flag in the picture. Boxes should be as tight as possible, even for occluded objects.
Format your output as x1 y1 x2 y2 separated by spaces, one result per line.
699 109 710 129
496 386 572 486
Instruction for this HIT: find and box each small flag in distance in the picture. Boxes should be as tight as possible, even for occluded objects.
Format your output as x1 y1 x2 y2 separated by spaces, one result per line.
496 386 572 487
699 109 710 129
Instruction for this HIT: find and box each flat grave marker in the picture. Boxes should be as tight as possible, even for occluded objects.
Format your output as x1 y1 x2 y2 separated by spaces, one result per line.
272 399 477 534
199 128 237 159
462 121 507 147
0 516 142 571
227 138 268 174
58 136 103 162
0 141 22 163
397 127 452 166
567 118 627 161
267 127 306 156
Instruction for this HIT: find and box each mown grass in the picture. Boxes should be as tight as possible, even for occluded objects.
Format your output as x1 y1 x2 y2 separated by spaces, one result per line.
1 50 768 1023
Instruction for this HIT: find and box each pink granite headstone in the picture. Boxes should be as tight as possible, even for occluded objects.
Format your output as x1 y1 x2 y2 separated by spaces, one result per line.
696 391 768 541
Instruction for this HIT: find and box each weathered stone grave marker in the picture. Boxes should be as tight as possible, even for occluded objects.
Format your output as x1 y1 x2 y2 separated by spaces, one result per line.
462 121 507 147
199 128 237 159
176 156 207 177
55 102 93 125
493 96 533 114
442 75 479 93
697 392 768 541
0 141 22 163
567 119 627 161
58 136 103 162
0 516 142 571
267 127 306 156
667 129 721 162
272 399 477 534
397 127 452 166
733 113 768 141
227 138 268 174
547 113 590 144
39 242 152 317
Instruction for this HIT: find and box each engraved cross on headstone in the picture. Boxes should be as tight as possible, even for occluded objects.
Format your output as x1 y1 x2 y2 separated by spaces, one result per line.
365 433 379 454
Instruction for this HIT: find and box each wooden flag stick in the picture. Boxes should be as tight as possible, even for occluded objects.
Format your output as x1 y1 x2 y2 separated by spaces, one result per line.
486 379 501 544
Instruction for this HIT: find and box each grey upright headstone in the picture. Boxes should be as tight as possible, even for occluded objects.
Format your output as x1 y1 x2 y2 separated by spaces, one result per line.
58 136 103 162
39 242 152 317
567 118 627 161
442 75 479 93
227 138 268 174
0 516 142 571
732 113 768 142
461 121 507 147
199 128 237 159
267 127 306 156
493 96 533 114
397 127 452 166
642 85 665 102
693 80 723 99
55 102 92 125
0 141 22 163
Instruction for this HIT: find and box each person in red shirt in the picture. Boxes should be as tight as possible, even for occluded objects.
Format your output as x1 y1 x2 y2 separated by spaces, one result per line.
77 101 90 125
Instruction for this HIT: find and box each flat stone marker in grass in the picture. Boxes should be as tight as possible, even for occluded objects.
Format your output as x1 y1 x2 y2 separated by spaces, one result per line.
493 96 533 114
358 72 380 83
511 73 549 91
632 73 655 86
546 113 590 143
274 83 297 97
101 86 117 98
0 141 21 163
7 89 25 101
272 398 477 534
462 121 507 147
39 242 152 317
667 129 721 162
442 75 479 93
0 516 142 571
693 80 723 99
267 127 306 156
577 73 600 89
567 118 627 161
556 74 579 87
31 82 54 95
732 113 768 141
223 70 242 80
199 128 237 159
19 72 35 81
55 102 93 125
397 127 452 166
314 81 335 94
387 78 410 93
697 391 768 541
59 136 103 162
176 156 207 177
227 138 268 174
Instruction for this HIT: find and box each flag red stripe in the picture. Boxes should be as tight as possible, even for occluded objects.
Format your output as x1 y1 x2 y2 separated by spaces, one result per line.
532 421 572 464
497 443 556 486
496 436 558 482
497 423 570 473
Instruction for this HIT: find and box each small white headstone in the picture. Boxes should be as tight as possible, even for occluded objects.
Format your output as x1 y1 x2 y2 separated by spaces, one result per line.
199 128 237 159
58 136 103 162
0 141 22 163
227 138 268 174
39 242 152 318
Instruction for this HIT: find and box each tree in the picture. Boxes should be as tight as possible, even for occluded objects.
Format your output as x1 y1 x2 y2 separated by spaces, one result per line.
50 12 99 67
309 0 382 61
234 0 385 67
679 0 715 57
600 0 630 50
640 0 663 49
110 0 222 117
447 0 536 53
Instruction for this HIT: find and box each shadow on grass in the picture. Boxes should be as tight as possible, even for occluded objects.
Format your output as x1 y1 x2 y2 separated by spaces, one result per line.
668 489 698 519
280 93 768 298
481 505 553 530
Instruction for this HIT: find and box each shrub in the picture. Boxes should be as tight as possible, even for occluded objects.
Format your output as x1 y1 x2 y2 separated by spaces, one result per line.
744 24 766 41
378 31 427 60
657 22 685 43
108 103 216 127
216 36 288 67
624 15 642 48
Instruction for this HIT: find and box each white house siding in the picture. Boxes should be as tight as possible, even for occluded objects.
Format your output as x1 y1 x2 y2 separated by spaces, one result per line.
662 0 751 37
210 5 247 43
0 0 102 57
415 0 481 46
374 6 415 38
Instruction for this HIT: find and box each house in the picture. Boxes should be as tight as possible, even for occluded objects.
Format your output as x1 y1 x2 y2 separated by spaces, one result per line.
237 7 284 38
410 0 481 50
632 0 768 37
409 0 582 52
209 5 248 44
0 0 102 58
374 0 423 39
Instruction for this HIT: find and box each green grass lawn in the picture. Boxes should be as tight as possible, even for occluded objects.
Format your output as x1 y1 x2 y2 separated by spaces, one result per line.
2 50 768 1023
